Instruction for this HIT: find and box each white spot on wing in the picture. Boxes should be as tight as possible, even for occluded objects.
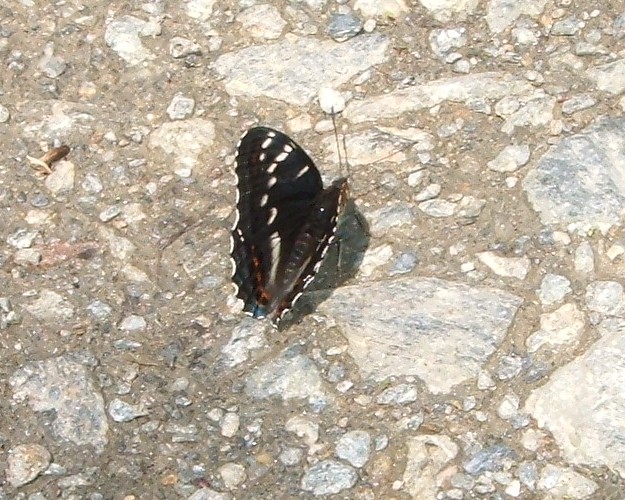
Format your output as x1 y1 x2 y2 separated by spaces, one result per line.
275 151 288 162
260 194 269 207
296 165 310 178
259 152 266 162
267 207 277 225
269 232 281 284
267 177 277 188
267 163 278 173
261 137 272 149
284 144 294 153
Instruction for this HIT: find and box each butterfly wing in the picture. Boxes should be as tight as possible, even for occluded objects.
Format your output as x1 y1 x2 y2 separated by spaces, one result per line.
232 127 344 324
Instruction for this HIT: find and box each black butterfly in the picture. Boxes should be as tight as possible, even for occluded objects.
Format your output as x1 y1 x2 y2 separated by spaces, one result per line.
230 126 348 327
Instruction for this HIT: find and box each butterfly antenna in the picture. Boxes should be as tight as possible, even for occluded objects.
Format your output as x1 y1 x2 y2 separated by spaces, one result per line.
330 107 351 179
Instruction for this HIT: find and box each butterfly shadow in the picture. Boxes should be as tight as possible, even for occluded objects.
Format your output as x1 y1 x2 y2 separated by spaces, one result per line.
285 198 370 326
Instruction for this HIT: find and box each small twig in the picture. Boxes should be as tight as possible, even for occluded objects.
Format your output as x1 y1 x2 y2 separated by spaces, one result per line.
26 145 70 175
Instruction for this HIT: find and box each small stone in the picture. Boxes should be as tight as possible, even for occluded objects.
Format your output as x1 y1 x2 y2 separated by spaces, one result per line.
167 94 195 120
25 290 74 322
376 383 418 405
0 104 10 123
237 4 286 40
415 183 441 202
119 315 147 331
487 144 531 172
108 399 148 422
574 241 595 274
455 196 486 219
318 87 346 114
14 248 42 265
496 355 524 380
7 228 39 249
335 430 371 467
477 252 530 279
497 392 520 420
537 274 572 305
279 447 304 466
7 444 52 487
562 94 597 115
44 161 75 194
169 36 202 58
221 412 240 438
363 18 376 32
219 462 247 490
327 12 363 42
419 199 456 217
87 300 113 321
99 205 122 222
285 415 319 446
301 459 357 496
38 42 67 78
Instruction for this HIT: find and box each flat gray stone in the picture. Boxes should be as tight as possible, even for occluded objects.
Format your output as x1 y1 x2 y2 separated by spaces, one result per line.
586 58 625 94
525 317 625 477
301 459 357 496
315 277 522 394
104 15 156 66
486 0 548 33
215 35 389 106
245 349 323 401
344 72 533 123
403 435 458 498
10 353 108 452
523 117 625 234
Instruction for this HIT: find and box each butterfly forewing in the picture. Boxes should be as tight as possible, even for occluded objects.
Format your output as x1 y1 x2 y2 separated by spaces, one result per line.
230 127 348 326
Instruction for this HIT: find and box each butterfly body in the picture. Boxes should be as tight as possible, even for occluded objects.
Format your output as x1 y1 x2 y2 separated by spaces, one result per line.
230 127 348 326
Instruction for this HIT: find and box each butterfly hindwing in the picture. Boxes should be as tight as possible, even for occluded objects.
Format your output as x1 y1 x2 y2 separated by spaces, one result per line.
230 126 348 326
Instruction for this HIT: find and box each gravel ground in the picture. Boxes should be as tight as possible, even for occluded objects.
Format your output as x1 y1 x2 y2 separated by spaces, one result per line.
2 0 625 498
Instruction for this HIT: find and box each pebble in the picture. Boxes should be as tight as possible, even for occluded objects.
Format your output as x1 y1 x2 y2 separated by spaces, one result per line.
279 447 304 466
415 183 441 201
463 444 516 475
285 415 319 446
219 462 247 490
237 4 286 40
169 36 202 58
301 459 357 495
327 12 363 42
108 398 149 422
419 199 456 217
7 444 52 487
44 160 75 194
99 204 122 222
574 241 595 274
496 354 524 380
13 248 42 265
537 274 572 305
0 104 9 122
335 430 371 467
220 412 240 438
166 94 195 120
376 383 418 405
119 314 147 331
476 252 530 279
7 228 39 249
487 144 531 172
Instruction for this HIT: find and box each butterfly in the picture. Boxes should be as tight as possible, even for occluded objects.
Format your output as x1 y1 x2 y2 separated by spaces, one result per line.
230 126 349 327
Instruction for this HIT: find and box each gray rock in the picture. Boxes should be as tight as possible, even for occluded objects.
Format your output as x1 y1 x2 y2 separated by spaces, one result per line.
279 447 304 466
119 314 147 331
300 459 357 496
463 444 517 475
487 144 531 172
7 228 39 249
346 72 533 123
185 0 216 20
215 34 389 106
496 354 524 380
148 118 215 172
245 349 323 401
403 435 458 498
108 398 149 422
486 0 548 33
537 274 572 306
336 430 371 467
455 196 486 219
44 160 75 194
25 289 74 322
7 444 52 487
285 415 319 446
429 28 467 58
574 241 595 275
354 0 408 18
99 204 122 222
167 94 195 120
476 252 530 279
586 59 625 94
188 488 232 500
551 16 581 36
562 94 597 115
10 353 108 451
419 198 456 217
218 319 267 369
104 15 156 66
376 383 418 405
525 317 625 477
219 462 246 490
368 203 414 235
537 464 598 498
315 277 522 394
501 94 555 134
327 13 363 42
38 42 66 78
169 36 202 58
585 281 625 316
237 4 286 40
0 104 9 122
